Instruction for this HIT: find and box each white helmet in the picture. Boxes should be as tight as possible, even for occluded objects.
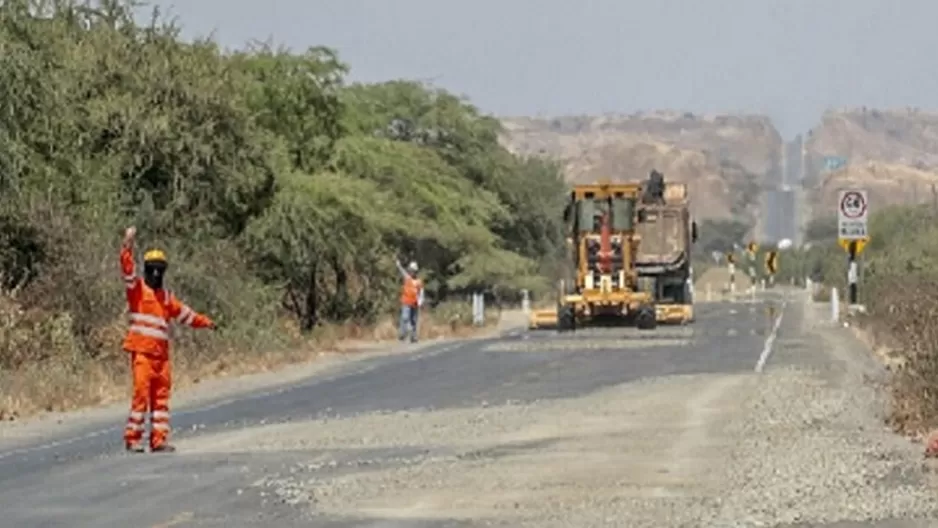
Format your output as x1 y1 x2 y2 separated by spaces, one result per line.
407 261 419 272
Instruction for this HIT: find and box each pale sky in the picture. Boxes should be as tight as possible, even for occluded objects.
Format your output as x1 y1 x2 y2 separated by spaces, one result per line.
147 0 938 138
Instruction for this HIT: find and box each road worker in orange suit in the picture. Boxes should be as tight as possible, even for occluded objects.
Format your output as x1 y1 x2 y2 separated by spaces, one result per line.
120 226 215 453
395 258 424 342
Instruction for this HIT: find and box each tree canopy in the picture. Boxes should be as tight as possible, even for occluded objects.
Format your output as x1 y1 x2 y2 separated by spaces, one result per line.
0 0 568 363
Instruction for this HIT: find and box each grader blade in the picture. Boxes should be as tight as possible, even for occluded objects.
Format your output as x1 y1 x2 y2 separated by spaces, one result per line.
528 308 559 330
655 303 694 325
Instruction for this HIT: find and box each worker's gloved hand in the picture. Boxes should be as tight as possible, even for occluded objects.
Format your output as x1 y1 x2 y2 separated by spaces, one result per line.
122 226 136 248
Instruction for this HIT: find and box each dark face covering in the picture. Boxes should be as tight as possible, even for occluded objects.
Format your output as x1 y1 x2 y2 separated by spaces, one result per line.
143 262 167 290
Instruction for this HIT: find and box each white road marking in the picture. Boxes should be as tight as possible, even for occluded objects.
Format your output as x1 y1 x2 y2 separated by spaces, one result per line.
754 302 786 373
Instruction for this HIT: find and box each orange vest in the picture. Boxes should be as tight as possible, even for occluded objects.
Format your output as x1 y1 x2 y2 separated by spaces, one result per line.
120 247 212 358
400 275 422 306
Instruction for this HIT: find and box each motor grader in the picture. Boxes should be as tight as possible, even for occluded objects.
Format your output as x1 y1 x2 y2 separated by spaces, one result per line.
634 170 698 325
528 181 657 332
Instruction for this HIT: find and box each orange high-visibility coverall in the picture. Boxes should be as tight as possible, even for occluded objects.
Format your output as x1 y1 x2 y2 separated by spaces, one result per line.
400 275 422 307
120 246 213 449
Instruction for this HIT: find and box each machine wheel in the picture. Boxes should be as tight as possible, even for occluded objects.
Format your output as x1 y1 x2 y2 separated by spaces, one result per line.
636 304 657 330
557 305 576 333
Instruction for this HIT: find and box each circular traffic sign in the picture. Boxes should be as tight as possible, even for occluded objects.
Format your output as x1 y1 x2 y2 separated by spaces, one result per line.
839 191 867 219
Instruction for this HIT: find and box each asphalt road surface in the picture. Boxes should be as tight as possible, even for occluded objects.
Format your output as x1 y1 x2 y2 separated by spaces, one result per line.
2 291 937 527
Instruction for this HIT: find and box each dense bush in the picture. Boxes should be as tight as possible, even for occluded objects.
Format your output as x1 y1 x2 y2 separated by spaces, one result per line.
0 1 567 416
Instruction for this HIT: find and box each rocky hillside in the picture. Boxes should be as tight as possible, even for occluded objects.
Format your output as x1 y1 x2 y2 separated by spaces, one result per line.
499 111 783 223
806 108 938 219
810 161 938 216
807 107 938 168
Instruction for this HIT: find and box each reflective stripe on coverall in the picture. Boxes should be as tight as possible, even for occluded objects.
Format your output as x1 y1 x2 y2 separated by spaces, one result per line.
120 246 213 448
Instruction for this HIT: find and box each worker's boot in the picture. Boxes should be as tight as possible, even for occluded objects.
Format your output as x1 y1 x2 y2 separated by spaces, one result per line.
150 443 176 453
125 441 145 453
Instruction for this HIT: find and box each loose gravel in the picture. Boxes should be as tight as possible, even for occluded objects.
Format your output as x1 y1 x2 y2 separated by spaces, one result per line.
176 297 938 527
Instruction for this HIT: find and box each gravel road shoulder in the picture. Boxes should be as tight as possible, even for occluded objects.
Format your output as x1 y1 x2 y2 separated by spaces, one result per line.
176 294 938 527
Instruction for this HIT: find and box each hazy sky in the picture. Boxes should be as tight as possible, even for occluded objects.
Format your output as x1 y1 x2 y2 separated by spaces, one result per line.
147 0 938 138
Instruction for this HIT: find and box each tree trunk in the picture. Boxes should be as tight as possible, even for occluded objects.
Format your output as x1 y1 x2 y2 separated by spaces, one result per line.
301 262 319 331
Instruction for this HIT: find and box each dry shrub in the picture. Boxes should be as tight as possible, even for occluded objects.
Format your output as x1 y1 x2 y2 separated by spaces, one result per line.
862 273 938 434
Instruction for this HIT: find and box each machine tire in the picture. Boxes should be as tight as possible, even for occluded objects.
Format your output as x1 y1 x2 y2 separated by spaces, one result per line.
636 304 657 330
557 305 576 333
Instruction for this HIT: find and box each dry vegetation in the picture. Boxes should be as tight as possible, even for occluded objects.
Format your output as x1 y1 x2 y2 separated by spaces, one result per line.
0 2 568 420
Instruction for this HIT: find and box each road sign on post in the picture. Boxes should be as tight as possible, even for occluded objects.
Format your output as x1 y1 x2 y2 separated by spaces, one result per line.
837 189 868 242
765 251 778 275
837 189 868 305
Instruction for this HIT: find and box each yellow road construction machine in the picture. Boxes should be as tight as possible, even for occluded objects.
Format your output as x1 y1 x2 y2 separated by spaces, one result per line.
528 181 657 332
634 170 698 325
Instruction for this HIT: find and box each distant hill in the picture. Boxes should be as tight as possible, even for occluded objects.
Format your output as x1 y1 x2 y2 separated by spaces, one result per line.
805 108 938 220
498 111 783 227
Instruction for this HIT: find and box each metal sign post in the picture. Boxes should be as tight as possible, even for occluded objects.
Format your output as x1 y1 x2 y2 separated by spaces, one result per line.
746 242 757 284
836 189 869 305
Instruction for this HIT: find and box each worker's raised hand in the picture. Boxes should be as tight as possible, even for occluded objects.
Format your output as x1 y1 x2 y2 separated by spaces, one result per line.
122 226 136 248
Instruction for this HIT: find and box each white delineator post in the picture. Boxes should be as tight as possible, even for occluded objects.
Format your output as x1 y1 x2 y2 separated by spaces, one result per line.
831 287 840 323
471 292 486 326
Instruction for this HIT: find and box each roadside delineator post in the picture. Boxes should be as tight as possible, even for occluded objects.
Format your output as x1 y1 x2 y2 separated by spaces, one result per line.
831 287 840 323
472 292 485 326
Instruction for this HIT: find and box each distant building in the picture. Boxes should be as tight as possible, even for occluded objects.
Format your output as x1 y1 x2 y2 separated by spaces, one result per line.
822 156 847 172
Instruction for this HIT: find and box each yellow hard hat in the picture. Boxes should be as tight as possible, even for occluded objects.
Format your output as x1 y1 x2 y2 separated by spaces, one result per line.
143 249 167 264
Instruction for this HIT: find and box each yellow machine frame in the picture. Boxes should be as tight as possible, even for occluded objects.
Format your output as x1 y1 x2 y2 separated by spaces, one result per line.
529 181 656 331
